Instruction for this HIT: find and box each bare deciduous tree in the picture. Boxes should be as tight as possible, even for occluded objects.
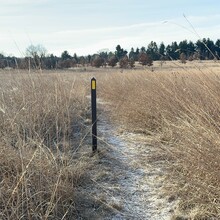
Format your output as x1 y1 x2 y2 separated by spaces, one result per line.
138 52 153 66
26 44 47 69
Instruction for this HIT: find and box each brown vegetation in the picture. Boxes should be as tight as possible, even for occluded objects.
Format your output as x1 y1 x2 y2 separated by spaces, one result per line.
0 72 91 219
1 60 220 219
138 52 153 66
99 61 220 219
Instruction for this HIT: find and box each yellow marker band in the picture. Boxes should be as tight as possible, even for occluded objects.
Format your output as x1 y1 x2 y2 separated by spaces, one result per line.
92 80 96 90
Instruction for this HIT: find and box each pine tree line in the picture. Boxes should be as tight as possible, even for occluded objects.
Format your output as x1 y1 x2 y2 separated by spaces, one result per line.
0 38 220 69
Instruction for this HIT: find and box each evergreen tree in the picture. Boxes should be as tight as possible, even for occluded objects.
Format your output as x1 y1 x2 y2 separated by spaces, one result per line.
74 53 78 63
159 42 165 56
166 42 179 60
129 47 135 59
140 46 146 52
129 47 139 61
147 41 159 60
195 39 206 59
215 39 220 59
195 38 216 60
187 41 196 58
115 45 127 61
61 50 71 60
179 40 188 54
206 38 216 59
87 55 92 64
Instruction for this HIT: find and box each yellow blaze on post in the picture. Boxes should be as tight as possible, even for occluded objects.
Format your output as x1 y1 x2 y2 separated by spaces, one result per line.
92 80 96 90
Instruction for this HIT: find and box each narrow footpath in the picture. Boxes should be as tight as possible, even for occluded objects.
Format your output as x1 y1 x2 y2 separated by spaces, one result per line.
75 99 176 220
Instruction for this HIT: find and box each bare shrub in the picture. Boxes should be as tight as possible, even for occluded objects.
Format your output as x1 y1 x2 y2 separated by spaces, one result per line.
58 58 76 68
138 52 153 66
108 56 118 67
119 55 129 68
92 56 104 68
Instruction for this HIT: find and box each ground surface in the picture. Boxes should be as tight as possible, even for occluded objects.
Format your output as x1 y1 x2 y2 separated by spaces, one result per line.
74 99 176 220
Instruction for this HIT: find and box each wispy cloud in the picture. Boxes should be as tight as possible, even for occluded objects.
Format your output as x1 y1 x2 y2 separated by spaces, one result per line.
0 0 220 56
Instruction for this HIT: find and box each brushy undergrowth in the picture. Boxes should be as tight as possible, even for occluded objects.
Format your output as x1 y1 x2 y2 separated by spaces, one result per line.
0 71 91 219
100 63 220 219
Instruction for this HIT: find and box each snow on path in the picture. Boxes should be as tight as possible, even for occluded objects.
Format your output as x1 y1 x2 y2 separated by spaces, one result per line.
94 101 175 220
78 96 176 219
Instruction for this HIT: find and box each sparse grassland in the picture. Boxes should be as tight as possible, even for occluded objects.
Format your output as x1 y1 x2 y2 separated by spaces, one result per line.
99 60 220 219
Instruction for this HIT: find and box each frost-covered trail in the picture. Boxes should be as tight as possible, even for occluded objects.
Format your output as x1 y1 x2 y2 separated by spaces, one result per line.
75 98 176 219
93 101 175 220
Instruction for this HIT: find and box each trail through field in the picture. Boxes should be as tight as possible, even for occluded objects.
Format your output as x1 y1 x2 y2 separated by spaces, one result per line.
75 98 176 219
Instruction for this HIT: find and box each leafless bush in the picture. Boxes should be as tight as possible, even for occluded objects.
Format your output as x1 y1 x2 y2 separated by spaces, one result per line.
108 56 118 67
138 52 153 66
119 55 129 68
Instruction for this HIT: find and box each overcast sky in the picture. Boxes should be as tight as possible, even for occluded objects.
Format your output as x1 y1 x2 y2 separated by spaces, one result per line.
1 0 220 57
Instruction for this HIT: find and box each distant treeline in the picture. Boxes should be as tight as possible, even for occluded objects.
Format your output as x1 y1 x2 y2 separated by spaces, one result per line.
1 38 220 69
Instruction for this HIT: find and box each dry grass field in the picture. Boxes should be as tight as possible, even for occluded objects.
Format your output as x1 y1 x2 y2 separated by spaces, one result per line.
99 60 220 219
0 71 93 219
0 60 220 219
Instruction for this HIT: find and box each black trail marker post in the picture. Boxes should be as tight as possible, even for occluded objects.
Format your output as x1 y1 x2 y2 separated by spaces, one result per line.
91 77 97 152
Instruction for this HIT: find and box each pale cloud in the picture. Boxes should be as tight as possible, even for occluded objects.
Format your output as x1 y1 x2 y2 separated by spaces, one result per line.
39 17 220 56
3 18 220 56
0 0 220 57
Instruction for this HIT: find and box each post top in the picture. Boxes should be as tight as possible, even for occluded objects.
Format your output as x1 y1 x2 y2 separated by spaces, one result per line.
91 77 96 90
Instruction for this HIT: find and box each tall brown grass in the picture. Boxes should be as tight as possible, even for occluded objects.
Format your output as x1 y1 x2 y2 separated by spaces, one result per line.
0 71 91 219
2 63 220 218
99 63 220 219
